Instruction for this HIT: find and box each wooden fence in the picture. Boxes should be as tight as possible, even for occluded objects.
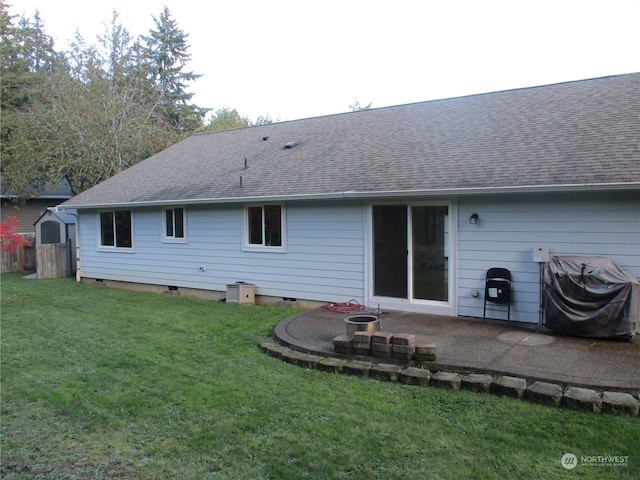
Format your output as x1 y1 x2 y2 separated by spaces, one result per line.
1 242 72 278
0 245 35 273
1 248 23 273
36 242 71 279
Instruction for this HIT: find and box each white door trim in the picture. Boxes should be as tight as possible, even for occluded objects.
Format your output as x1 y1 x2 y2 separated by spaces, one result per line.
364 199 457 315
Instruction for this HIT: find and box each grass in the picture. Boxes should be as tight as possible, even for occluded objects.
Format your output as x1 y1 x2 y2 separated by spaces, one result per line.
1 273 638 479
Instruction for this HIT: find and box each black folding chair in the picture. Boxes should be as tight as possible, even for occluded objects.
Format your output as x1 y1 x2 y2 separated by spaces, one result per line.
483 268 511 321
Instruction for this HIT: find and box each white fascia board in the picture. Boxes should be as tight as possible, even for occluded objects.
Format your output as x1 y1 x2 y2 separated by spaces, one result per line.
58 182 640 211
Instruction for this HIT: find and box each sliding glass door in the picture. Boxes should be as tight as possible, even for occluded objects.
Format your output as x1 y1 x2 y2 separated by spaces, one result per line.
411 205 449 301
373 203 450 304
373 205 408 298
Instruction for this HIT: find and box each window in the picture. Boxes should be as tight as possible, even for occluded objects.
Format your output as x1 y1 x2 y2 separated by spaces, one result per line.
99 210 132 248
41 221 60 244
163 207 186 241
244 204 286 251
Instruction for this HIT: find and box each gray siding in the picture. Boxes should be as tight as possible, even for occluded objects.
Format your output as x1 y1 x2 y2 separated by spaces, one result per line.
2 199 53 236
457 191 639 323
77 201 366 302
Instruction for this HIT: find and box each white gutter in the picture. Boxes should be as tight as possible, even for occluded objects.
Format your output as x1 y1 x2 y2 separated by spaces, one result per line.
58 182 640 211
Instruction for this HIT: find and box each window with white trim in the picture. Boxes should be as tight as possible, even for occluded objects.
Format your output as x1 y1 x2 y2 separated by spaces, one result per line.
99 210 133 248
163 207 186 241
244 204 286 251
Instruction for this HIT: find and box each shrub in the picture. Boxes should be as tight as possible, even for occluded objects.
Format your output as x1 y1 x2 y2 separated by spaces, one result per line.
0 215 28 252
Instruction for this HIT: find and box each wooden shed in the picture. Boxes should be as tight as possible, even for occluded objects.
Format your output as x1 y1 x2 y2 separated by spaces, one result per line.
34 207 77 275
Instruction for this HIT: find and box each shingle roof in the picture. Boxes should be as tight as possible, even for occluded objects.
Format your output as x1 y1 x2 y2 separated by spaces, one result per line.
62 73 640 209
1 177 73 199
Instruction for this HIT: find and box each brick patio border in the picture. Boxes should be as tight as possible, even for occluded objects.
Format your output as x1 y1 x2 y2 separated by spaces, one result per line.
258 339 639 417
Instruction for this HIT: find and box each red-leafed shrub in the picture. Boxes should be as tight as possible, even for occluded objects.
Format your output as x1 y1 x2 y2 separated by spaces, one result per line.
1 216 28 252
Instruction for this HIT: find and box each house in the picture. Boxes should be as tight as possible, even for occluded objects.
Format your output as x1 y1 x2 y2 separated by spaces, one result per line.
1 178 74 272
59 73 640 323
1 177 74 237
34 207 77 274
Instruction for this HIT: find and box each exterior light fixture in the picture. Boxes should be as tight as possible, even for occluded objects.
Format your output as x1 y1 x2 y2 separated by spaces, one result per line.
469 213 479 224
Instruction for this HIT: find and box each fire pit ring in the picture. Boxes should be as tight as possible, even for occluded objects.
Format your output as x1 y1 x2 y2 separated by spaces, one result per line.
344 314 380 337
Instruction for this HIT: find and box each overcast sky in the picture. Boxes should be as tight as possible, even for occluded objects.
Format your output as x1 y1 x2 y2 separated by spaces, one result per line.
10 0 640 122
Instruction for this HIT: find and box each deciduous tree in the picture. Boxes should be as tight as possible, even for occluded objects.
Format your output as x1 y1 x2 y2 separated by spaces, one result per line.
349 98 372 111
1 6 207 198
202 108 277 132
204 107 251 131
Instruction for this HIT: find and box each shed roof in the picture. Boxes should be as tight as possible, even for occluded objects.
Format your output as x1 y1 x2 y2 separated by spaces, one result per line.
34 207 76 226
62 73 640 209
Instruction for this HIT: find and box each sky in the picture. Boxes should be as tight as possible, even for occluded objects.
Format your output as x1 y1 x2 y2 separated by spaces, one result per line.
9 0 640 122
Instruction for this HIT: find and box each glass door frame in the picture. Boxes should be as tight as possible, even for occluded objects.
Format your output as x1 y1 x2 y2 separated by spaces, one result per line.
365 199 457 316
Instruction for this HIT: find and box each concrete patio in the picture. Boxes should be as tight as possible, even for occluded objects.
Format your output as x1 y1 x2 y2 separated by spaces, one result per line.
273 308 640 393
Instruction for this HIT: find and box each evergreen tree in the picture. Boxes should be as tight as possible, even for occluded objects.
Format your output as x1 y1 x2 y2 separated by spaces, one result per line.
0 2 57 112
0 1 62 197
1 5 212 199
2 9 180 198
141 7 207 133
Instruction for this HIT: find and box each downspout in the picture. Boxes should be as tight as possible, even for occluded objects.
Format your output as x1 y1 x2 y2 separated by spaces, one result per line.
66 210 81 282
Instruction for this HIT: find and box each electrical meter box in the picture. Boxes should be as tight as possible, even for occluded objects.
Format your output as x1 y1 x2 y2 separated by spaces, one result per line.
226 282 255 304
533 246 550 263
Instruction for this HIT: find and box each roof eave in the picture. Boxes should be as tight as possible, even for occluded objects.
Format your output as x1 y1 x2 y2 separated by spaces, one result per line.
1 195 72 200
59 182 640 211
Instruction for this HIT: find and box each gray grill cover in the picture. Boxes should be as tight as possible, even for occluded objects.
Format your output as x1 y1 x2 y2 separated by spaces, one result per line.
544 256 639 338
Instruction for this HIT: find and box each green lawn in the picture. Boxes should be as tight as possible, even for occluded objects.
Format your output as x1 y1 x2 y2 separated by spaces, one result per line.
1 273 638 479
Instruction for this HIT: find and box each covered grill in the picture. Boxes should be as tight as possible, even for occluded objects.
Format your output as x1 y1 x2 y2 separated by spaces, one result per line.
544 256 639 339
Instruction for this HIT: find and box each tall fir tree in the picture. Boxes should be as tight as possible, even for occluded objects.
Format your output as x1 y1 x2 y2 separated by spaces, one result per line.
2 5 210 199
141 7 207 133
0 1 63 197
